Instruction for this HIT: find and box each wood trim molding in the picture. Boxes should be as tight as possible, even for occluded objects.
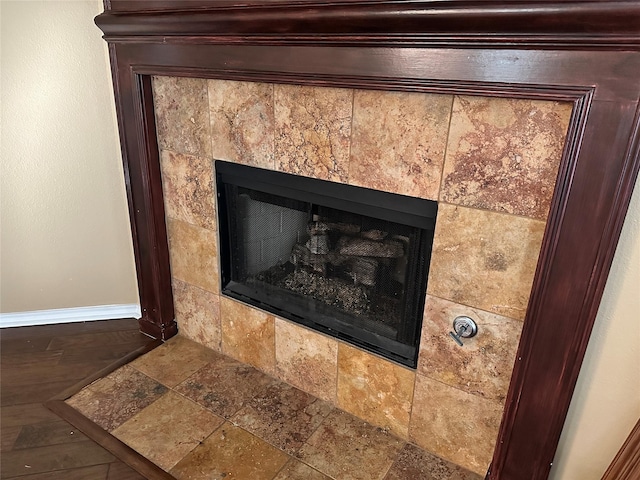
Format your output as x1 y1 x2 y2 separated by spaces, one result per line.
602 419 640 480
94 2 640 479
99 0 640 47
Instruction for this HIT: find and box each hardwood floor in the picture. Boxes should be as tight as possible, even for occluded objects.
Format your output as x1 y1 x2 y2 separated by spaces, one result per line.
1 319 154 479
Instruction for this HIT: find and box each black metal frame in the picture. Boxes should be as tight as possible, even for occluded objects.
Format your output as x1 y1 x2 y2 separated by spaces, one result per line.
215 160 438 368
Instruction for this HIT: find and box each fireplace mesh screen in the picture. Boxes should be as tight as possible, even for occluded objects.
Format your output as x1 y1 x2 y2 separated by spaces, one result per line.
235 188 413 341
217 160 436 367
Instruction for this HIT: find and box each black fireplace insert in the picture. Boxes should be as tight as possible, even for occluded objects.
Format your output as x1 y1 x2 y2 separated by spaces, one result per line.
216 160 438 368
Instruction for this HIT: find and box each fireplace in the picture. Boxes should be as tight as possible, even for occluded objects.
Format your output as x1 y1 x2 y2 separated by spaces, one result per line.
216 160 437 367
95 2 640 478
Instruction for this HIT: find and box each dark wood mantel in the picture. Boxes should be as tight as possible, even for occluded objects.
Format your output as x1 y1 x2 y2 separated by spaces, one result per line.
95 2 640 479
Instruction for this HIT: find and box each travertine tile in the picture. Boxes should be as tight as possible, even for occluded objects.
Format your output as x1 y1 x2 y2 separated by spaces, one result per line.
297 410 405 480
170 422 290 480
418 295 522 403
220 297 275 374
409 375 502 476
130 335 219 388
441 96 572 220
427 203 545 320
67 365 167 432
160 150 216 230
112 391 223 471
167 218 219 294
174 353 273 418
274 459 332 480
350 90 452 199
384 443 483 480
275 319 338 403
274 84 352 182
172 278 221 352
337 344 415 438
153 76 211 158
231 379 333 455
208 79 275 168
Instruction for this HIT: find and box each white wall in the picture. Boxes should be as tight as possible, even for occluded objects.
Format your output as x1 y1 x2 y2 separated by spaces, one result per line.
0 1 638 477
0 0 138 314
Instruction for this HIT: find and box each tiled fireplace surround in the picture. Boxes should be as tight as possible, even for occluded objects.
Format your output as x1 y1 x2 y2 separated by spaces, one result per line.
153 76 571 475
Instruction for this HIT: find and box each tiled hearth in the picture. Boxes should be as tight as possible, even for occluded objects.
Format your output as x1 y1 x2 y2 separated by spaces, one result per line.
68 335 482 480
153 76 572 474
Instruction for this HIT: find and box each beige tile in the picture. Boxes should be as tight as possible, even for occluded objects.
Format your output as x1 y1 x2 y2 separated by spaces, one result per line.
174 353 273 419
172 278 221 352
130 335 219 388
384 443 483 480
167 218 219 294
350 90 452 199
170 422 289 480
274 459 331 480
409 375 502 476
152 76 211 158
160 150 216 230
275 319 338 403
208 79 275 168
417 295 522 403
297 409 405 480
112 391 223 471
441 96 572 220
220 297 275 374
337 344 415 438
275 84 352 182
231 380 333 455
66 365 167 432
427 203 545 320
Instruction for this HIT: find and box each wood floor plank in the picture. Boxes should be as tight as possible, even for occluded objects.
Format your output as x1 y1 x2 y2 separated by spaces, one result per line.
1 350 64 366
0 440 115 478
1 425 22 451
0 319 140 341
1 464 109 480
1 360 113 387
1 381 76 407
0 336 54 355
0 403 60 428
12 420 88 450
58 336 151 365
47 329 146 352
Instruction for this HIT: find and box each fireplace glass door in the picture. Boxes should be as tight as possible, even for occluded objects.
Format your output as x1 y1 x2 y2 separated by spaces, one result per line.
216 161 437 367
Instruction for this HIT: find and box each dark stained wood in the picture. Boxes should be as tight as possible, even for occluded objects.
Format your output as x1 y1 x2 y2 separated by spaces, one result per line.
49 338 161 402
100 0 640 47
93 3 640 479
13 465 111 480
0 319 154 480
0 317 143 340
106 46 177 342
12 420 88 450
602 419 640 480
1 403 59 429
0 441 115 478
2 380 85 407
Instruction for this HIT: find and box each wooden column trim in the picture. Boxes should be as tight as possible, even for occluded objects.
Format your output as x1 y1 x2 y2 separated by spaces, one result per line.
602 419 640 480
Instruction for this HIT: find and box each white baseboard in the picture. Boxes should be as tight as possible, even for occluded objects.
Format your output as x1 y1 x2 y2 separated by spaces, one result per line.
0 304 142 328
